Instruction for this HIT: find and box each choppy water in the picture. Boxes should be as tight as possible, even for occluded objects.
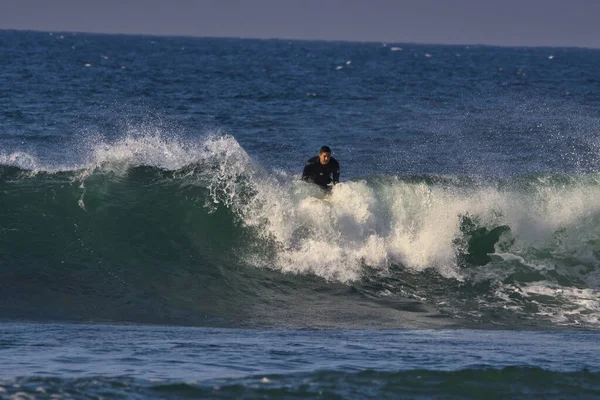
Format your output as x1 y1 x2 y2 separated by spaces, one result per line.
2 29 600 398
1 322 600 399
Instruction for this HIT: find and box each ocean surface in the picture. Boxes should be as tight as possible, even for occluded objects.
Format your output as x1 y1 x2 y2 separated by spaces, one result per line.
1 29 600 398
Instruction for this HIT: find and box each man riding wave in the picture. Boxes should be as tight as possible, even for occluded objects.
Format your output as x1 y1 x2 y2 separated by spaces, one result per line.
302 146 340 190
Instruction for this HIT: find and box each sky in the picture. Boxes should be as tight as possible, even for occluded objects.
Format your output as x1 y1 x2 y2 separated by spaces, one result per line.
1 0 600 48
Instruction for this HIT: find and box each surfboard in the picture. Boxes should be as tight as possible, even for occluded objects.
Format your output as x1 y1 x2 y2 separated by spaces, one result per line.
303 194 333 208
305 195 329 202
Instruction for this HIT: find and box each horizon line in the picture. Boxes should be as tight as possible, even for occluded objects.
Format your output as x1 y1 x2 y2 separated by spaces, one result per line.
3 28 599 51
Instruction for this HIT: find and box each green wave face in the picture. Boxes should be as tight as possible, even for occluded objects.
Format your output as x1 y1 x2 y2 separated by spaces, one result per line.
2 136 600 328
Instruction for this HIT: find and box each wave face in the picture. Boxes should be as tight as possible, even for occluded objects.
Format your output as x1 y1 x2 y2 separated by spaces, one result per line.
2 134 600 328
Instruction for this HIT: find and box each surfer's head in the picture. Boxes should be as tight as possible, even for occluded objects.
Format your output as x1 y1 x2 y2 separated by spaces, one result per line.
319 146 331 164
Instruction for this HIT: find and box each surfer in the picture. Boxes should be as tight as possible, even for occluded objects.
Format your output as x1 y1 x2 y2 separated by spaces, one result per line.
302 146 340 190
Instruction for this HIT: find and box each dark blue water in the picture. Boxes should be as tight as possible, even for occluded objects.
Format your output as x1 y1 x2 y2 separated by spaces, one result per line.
1 322 600 399
2 29 600 398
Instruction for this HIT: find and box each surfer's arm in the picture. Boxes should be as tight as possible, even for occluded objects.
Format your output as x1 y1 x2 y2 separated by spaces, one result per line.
302 161 313 182
332 162 340 184
332 172 340 184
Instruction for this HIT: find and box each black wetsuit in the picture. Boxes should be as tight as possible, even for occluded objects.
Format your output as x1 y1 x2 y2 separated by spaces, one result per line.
302 156 340 189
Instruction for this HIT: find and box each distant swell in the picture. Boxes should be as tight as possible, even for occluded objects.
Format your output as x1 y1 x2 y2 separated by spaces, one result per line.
2 368 599 399
2 134 600 328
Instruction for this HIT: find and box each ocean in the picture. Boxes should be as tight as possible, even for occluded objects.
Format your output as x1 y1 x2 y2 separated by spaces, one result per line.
1 29 600 398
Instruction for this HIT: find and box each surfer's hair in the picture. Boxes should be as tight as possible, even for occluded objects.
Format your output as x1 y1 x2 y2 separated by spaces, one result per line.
319 146 331 154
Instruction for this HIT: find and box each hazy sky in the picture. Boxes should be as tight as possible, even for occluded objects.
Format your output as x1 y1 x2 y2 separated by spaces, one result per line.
2 0 599 48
